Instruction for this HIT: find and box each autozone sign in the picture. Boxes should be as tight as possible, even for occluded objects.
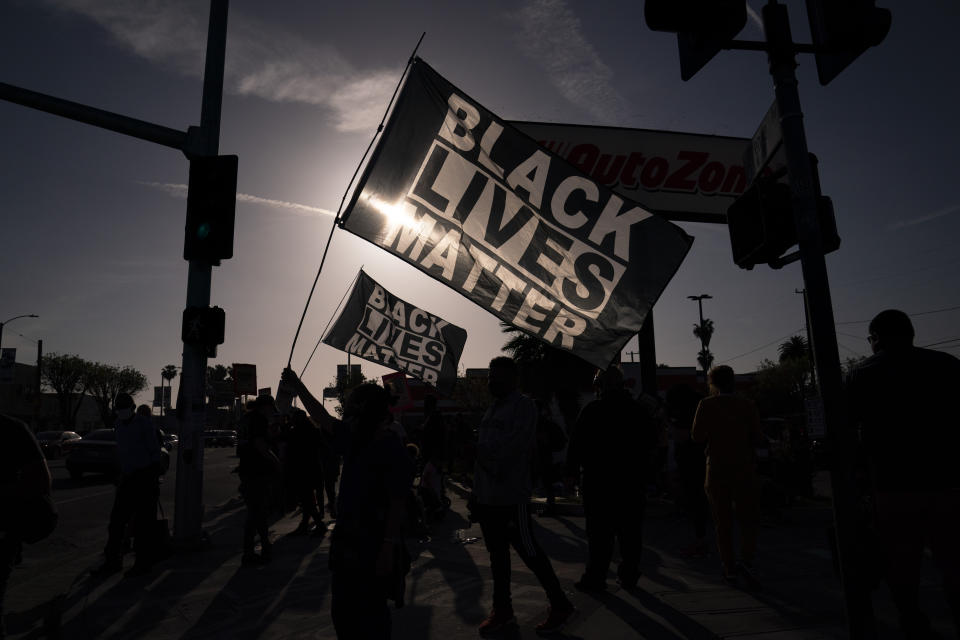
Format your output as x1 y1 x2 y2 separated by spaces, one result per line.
511 121 751 224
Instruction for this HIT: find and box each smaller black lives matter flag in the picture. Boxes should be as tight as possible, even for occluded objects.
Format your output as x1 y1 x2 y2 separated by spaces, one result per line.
322 270 467 395
339 59 693 369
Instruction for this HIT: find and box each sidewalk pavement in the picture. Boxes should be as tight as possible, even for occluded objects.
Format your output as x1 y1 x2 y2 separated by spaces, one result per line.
6 478 955 639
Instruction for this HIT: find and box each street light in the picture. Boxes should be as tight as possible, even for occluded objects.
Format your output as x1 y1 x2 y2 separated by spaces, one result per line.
688 295 712 380
0 314 39 352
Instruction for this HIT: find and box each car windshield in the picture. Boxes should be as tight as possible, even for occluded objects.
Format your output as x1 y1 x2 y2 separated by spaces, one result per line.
37 431 62 439
84 429 116 441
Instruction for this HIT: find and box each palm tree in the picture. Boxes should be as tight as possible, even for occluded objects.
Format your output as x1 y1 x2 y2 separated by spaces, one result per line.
499 322 596 428
692 318 714 348
778 335 809 363
697 348 715 373
161 364 178 416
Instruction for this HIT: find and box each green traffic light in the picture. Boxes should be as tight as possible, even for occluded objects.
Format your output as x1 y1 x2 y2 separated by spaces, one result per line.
197 222 211 239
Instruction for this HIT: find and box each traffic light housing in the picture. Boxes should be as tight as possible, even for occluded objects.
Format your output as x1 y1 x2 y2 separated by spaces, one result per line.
182 306 226 357
727 158 840 270
645 0 747 80
184 155 238 263
806 0 891 85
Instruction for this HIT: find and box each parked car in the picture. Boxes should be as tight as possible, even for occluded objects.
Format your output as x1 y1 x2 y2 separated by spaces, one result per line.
66 429 118 480
159 430 179 448
203 430 237 447
35 430 81 459
66 428 171 480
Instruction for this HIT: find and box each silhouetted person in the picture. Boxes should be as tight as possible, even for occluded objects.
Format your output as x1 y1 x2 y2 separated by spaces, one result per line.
287 408 325 536
535 396 566 518
319 426 340 520
419 395 445 467
238 395 280 566
667 384 709 557
98 392 163 577
846 309 960 636
691 365 762 587
564 366 658 591
472 356 576 637
282 369 413 640
0 414 53 638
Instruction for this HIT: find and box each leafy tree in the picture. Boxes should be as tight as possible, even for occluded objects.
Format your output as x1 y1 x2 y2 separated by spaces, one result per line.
748 357 809 417
41 353 92 428
329 368 368 418
86 363 149 428
205 364 232 407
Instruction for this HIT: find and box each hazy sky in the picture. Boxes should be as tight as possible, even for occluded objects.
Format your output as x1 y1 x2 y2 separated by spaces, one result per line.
1 0 958 407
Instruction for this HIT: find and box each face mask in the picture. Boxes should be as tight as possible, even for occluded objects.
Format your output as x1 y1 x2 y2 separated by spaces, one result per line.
116 408 134 420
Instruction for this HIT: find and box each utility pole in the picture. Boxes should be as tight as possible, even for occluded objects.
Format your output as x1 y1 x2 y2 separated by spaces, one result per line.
645 1 888 635
763 4 873 635
34 339 42 430
0 0 231 547
688 293 712 383
174 0 229 545
796 287 816 389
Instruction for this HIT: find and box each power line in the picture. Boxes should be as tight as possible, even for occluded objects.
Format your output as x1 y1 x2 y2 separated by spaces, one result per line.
836 304 960 326
920 337 960 348
719 329 804 364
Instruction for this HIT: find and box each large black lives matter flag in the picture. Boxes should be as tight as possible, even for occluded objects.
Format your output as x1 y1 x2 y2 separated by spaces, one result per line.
322 270 467 395
339 59 693 369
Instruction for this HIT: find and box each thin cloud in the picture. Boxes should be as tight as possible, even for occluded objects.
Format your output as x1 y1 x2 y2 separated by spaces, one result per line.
138 181 336 218
745 3 765 38
888 203 960 230
510 0 629 124
41 0 399 132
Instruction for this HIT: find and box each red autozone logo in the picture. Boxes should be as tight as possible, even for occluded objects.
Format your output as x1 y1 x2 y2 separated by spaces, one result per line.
537 141 747 197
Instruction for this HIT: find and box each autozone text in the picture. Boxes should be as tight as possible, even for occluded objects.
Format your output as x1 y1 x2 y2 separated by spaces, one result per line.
536 141 747 197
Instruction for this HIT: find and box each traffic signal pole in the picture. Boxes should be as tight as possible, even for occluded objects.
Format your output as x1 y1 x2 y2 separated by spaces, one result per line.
762 4 875 637
1 0 230 547
174 0 229 546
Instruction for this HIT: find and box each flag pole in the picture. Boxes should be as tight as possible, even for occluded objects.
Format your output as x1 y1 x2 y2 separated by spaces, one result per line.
285 32 426 369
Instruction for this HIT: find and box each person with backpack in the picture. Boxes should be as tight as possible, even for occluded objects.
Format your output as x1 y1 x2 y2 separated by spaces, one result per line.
0 413 55 638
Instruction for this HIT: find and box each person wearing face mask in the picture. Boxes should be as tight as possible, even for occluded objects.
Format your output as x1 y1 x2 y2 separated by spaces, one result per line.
281 368 413 640
97 392 163 577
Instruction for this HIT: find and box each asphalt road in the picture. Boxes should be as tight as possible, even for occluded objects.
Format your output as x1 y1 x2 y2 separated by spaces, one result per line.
23 446 241 574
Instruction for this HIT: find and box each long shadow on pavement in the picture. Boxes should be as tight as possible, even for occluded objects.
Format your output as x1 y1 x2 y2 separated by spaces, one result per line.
55 507 244 639
406 508 487 626
180 525 330 638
